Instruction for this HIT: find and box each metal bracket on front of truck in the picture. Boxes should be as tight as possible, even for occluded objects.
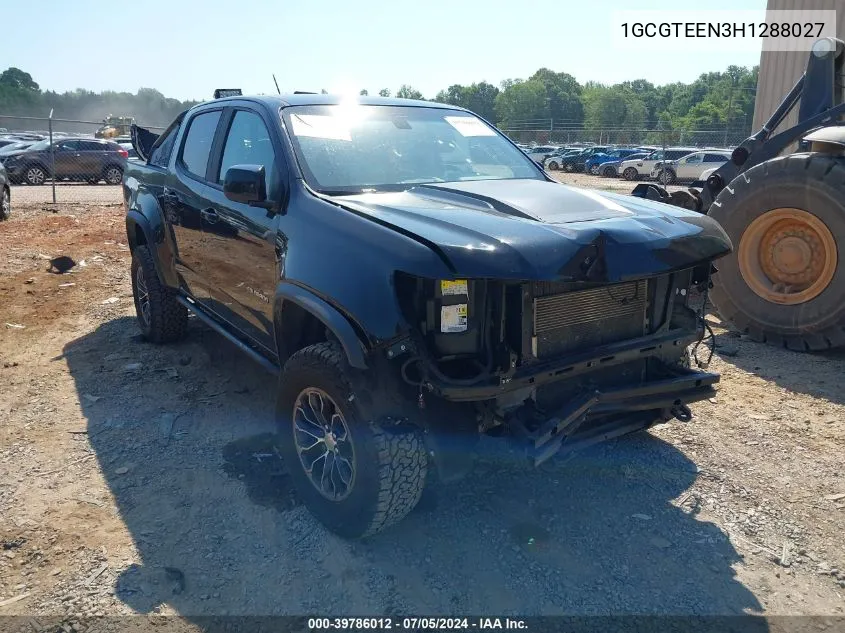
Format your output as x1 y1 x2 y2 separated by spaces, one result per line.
508 369 719 466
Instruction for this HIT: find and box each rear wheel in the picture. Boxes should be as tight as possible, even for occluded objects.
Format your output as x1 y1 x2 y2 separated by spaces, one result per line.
659 168 676 185
277 342 427 538
103 165 123 185
563 162 574 173
602 165 616 177
623 167 639 181
130 246 187 343
708 153 845 351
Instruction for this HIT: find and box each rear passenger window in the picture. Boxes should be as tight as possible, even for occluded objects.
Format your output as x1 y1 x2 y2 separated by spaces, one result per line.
704 153 728 162
180 111 221 179
149 124 179 168
79 141 104 151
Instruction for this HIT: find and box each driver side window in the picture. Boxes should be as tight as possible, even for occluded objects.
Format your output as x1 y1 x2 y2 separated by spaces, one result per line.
218 111 276 184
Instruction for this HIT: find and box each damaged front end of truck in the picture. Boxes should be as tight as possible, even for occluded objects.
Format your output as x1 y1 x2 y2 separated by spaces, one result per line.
336 183 733 474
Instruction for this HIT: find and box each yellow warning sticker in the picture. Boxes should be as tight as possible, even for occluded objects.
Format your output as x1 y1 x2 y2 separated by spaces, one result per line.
440 279 468 296
441 304 468 333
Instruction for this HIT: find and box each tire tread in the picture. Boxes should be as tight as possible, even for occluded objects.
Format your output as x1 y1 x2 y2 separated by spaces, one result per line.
131 246 187 344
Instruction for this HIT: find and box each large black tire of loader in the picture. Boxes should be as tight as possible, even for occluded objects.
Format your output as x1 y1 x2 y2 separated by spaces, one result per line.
707 153 845 351
276 342 427 538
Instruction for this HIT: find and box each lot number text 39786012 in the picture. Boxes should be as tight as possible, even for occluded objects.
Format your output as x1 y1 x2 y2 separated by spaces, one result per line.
308 617 528 630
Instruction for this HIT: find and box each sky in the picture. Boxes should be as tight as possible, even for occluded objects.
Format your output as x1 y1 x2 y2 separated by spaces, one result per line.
0 0 767 102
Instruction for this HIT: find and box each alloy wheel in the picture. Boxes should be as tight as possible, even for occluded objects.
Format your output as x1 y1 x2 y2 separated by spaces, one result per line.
135 265 151 327
292 388 356 501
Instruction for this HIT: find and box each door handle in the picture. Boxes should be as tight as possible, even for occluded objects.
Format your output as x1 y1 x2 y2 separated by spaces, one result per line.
200 208 219 224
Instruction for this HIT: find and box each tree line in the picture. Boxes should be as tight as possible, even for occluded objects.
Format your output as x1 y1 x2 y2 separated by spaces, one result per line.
0 64 757 137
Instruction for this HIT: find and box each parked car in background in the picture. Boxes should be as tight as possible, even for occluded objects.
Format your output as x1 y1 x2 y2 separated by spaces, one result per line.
524 145 560 165
0 137 128 185
699 166 718 181
585 148 650 175
542 147 579 170
119 142 139 160
0 162 9 220
544 148 582 171
595 152 650 177
565 146 611 173
652 150 732 185
0 140 36 155
618 147 698 181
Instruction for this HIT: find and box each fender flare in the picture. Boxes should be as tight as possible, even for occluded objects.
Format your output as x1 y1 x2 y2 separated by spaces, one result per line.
125 209 179 288
274 283 369 370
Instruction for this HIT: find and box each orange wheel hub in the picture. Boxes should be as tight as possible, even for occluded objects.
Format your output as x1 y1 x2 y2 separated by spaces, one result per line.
738 208 837 305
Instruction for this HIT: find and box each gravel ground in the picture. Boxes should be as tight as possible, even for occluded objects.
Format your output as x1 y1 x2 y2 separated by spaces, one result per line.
9 184 122 208
0 186 843 630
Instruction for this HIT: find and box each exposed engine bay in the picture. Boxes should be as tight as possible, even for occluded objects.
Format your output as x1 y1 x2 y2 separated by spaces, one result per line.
392 269 717 466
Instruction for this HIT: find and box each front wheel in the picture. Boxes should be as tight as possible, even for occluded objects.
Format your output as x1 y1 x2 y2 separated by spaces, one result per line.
277 342 427 538
24 165 48 186
589 165 600 175
547 161 559 171
602 166 616 177
563 163 574 173
623 167 639 181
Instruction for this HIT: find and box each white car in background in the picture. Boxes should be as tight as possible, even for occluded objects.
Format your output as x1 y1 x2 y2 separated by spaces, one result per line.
652 150 732 185
618 147 698 181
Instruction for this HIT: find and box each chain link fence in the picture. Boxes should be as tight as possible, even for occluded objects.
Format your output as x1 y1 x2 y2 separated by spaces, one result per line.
0 114 164 207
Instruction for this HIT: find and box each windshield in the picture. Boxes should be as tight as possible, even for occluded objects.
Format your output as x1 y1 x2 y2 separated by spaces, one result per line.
0 142 31 154
24 139 51 151
282 104 543 194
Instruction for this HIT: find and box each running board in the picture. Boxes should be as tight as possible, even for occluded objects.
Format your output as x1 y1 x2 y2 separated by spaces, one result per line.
177 296 280 375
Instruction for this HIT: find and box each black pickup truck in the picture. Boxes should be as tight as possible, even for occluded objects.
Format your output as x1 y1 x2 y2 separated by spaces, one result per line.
124 93 732 538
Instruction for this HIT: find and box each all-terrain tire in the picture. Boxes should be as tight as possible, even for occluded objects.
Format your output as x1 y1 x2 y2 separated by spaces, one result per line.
277 342 427 538
707 153 845 351
130 245 188 343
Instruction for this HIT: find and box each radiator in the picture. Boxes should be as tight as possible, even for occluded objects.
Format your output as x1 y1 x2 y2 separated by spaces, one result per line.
532 279 649 359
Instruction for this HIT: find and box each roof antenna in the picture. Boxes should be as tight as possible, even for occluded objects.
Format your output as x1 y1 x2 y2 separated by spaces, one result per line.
272 74 281 95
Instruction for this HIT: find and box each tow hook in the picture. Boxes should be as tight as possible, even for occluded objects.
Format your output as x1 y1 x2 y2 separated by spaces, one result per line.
671 403 693 422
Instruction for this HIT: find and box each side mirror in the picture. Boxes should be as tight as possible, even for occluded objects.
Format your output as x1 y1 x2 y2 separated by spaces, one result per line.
223 164 274 210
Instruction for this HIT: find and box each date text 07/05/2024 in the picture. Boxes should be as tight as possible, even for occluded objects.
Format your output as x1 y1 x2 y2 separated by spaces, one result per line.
308 617 528 630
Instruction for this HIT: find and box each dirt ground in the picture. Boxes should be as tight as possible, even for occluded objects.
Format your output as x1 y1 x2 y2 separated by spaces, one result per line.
1 185 844 630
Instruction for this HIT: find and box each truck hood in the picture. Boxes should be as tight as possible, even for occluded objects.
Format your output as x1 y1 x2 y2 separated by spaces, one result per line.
328 178 732 282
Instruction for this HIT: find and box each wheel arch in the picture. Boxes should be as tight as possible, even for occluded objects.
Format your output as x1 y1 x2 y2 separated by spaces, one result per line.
126 203 179 289
274 283 370 370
